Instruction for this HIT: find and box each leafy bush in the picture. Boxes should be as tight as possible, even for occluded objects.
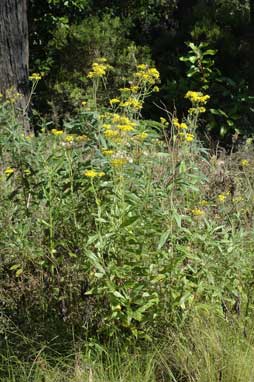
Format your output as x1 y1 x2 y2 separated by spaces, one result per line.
1 62 254 349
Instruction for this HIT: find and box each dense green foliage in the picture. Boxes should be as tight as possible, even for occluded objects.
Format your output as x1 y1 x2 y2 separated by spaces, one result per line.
28 0 254 139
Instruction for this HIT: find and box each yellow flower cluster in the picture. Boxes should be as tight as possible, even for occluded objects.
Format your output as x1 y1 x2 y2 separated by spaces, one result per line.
84 169 105 178
191 208 205 217
65 135 75 142
134 64 160 85
87 59 111 79
51 130 88 144
120 98 143 110
102 149 114 156
75 135 89 142
109 98 121 106
104 130 119 138
217 191 230 203
185 133 194 142
135 132 148 140
5 87 21 103
4 167 15 175
160 117 169 126
241 159 249 167
29 73 42 81
188 106 206 114
102 114 137 141
172 118 188 130
116 124 135 132
24 169 31 176
51 129 64 136
173 117 194 142
112 114 136 125
185 91 210 104
119 85 140 93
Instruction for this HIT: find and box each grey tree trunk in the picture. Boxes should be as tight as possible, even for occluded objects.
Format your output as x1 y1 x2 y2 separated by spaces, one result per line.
0 0 30 131
249 0 254 94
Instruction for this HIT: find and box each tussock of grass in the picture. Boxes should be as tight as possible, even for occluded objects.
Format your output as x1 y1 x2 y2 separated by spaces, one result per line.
2 315 254 381
159 314 254 382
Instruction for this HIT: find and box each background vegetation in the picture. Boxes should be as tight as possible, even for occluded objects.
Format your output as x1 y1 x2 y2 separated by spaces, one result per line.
29 0 254 139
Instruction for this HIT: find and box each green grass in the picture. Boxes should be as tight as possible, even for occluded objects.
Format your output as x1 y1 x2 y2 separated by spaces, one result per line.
2 314 254 381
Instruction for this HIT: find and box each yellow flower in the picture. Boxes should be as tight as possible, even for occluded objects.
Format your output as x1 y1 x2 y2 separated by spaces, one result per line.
129 98 143 110
217 193 227 203
180 123 188 129
116 124 135 132
191 208 205 217
137 64 147 70
65 135 75 142
120 101 130 107
119 87 131 93
29 73 42 81
51 129 64 136
112 114 135 126
104 130 119 138
172 117 180 128
102 124 112 130
81 101 87 107
75 135 88 142
120 98 143 110
130 85 139 93
84 169 105 178
241 159 249 167
25 133 34 140
153 86 160 92
189 106 206 114
185 91 210 104
160 117 169 126
135 65 160 85
4 167 15 175
97 57 107 62
102 149 114 156
87 62 110 78
112 113 121 123
135 132 148 140
109 98 121 106
185 133 194 142
147 68 160 79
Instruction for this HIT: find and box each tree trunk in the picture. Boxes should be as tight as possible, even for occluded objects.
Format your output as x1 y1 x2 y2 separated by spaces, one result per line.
249 0 254 94
0 0 30 131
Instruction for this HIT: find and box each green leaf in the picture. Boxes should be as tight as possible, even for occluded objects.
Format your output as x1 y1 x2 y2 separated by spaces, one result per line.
86 251 105 274
210 108 228 118
113 291 125 299
158 230 170 250
10 264 21 270
120 216 139 228
16 269 23 277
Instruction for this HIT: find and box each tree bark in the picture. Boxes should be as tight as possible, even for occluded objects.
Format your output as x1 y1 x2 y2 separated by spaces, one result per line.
249 0 254 95
0 0 29 130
